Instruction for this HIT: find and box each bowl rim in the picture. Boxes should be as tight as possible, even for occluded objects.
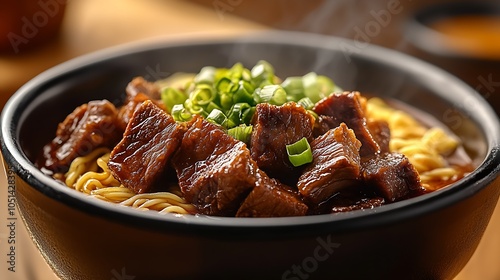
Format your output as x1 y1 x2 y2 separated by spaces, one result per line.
404 1 500 62
2 30 500 236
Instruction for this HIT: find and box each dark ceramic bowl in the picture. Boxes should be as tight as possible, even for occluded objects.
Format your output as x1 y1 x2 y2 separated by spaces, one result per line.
404 1 500 116
1 31 499 280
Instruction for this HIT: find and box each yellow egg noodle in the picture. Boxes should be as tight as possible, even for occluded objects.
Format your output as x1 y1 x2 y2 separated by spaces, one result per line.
62 97 463 214
365 98 461 190
64 147 195 214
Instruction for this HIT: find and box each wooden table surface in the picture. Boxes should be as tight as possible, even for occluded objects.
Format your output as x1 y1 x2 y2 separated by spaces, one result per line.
0 1 498 279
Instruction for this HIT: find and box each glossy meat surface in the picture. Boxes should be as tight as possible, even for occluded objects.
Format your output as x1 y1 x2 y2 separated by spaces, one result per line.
313 91 380 157
39 100 122 174
173 116 258 216
108 100 184 194
362 152 424 202
297 123 362 205
236 171 308 217
366 119 391 154
250 102 314 183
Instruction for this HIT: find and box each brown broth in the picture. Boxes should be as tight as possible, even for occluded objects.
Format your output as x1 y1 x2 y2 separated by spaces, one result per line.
429 15 500 59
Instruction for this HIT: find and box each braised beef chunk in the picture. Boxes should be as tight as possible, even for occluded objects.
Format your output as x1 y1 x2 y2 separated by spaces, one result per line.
172 116 258 216
313 115 337 137
116 92 165 131
38 100 122 174
236 171 308 217
297 123 362 205
126 76 161 101
362 152 424 202
108 100 184 194
117 77 165 131
250 102 314 183
367 119 391 154
313 91 380 157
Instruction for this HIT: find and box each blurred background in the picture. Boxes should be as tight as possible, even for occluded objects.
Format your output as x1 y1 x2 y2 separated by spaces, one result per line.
0 0 499 279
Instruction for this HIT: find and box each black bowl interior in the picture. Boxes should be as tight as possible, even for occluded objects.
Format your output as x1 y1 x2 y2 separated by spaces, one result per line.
2 31 500 235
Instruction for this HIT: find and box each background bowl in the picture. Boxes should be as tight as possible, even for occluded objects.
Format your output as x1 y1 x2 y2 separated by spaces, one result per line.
1 31 499 280
0 0 67 53
404 1 500 116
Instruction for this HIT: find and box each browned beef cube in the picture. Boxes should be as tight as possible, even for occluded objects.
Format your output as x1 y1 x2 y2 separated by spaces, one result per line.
313 115 336 137
117 77 165 131
116 92 165 131
250 102 315 183
362 152 424 202
108 100 185 194
38 100 122 174
236 171 308 217
297 123 362 205
125 76 161 101
367 119 391 154
313 91 380 157
172 116 258 216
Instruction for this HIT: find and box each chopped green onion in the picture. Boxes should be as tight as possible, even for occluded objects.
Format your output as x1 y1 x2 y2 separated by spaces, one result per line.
226 103 251 128
286 137 313 167
171 104 192 122
183 99 204 115
233 81 256 105
205 101 223 113
251 60 275 87
282 76 304 101
227 125 253 143
190 84 216 106
161 87 187 113
229 63 245 82
317 75 335 97
302 72 334 103
297 97 315 110
206 109 227 126
220 92 234 110
160 61 339 133
194 66 216 84
307 109 318 120
254 85 287 105
242 107 256 124
155 73 195 90
216 77 235 94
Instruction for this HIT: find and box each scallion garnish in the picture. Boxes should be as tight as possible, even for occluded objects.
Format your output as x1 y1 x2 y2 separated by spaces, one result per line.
297 97 315 110
227 125 253 143
254 85 287 105
159 61 340 137
194 66 216 84
161 87 187 113
206 109 228 126
171 104 192 122
286 137 313 167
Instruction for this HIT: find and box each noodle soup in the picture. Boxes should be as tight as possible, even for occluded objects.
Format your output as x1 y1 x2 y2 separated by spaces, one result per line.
37 61 474 217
